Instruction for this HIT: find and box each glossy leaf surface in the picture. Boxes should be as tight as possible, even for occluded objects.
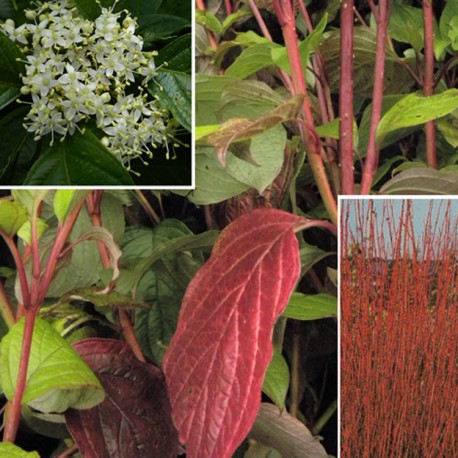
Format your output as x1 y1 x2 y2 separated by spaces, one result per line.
163 208 302 458
66 338 178 458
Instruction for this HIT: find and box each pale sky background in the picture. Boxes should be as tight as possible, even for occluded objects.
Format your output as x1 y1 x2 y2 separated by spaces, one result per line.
340 197 458 258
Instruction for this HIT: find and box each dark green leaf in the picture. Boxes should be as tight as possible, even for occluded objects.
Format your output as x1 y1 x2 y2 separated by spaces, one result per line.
116 0 162 16
137 14 189 45
74 0 101 20
0 107 38 185
149 70 191 131
157 0 191 21
0 83 20 110
320 26 414 96
156 33 191 73
0 31 25 85
23 130 135 185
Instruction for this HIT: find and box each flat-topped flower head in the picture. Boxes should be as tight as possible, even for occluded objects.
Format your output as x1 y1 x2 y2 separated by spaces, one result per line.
1 0 169 168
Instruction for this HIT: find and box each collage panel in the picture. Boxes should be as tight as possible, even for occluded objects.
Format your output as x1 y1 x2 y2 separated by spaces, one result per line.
1 0 457 457
340 197 458 457
0 1 192 186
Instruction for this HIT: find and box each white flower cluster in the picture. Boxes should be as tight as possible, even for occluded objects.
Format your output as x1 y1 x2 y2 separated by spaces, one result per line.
2 0 169 168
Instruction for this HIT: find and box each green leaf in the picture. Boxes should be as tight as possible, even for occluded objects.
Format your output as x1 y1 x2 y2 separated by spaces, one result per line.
195 74 238 125
358 94 419 155
272 13 327 74
46 194 123 297
379 168 458 194
437 116 458 148
439 0 458 51
23 130 135 185
120 222 206 364
225 42 281 79
130 228 219 293
388 4 424 52
179 149 250 205
262 348 289 410
0 31 25 85
201 94 303 166
74 0 101 20
53 190 90 224
0 443 40 458
116 0 162 16
320 26 413 96
225 124 287 193
376 90 458 147
0 317 105 413
73 226 122 287
0 199 27 236
17 217 48 244
299 243 331 276
195 9 222 35
282 293 337 320
149 70 191 131
138 14 189 45
0 82 20 110
156 33 191 73
0 107 37 185
218 80 285 121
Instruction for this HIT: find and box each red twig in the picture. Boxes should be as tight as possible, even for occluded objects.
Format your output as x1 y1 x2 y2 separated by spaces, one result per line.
224 0 232 15
360 0 390 194
2 309 39 442
0 231 30 309
0 281 15 327
339 0 355 195
422 0 437 168
85 192 146 363
272 0 337 224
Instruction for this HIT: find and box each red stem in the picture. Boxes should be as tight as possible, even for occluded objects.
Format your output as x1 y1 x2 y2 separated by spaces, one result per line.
0 281 15 327
2 309 38 442
85 192 146 363
422 0 436 168
273 0 337 224
360 0 390 194
339 0 355 195
29 203 42 311
36 200 86 307
224 0 232 15
0 231 30 309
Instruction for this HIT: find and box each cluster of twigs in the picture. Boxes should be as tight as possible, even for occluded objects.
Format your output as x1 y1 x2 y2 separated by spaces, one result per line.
341 199 458 457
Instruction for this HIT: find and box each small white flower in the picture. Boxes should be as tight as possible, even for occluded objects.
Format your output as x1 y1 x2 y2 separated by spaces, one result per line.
7 0 171 168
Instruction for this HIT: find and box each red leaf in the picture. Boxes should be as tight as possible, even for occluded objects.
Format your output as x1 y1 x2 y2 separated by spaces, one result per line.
163 208 301 458
66 339 178 458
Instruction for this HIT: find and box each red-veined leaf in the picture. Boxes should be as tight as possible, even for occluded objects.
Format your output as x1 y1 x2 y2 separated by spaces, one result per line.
65 339 178 458
163 208 302 458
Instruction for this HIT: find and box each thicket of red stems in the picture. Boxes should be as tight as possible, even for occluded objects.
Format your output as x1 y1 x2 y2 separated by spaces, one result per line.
340 199 458 457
